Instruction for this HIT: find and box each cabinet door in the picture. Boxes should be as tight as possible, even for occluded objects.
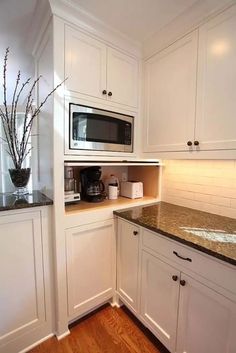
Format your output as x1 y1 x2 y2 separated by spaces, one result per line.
107 48 139 108
66 220 113 318
177 274 236 353
144 31 198 152
0 211 45 345
140 251 180 352
196 5 236 150
65 26 106 99
117 219 140 312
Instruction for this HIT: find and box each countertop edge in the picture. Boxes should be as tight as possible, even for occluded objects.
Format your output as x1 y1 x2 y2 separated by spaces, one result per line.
114 212 236 267
0 191 53 212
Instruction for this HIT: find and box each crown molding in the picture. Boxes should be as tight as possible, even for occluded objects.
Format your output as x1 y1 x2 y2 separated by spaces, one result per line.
26 0 52 57
48 0 142 57
143 0 235 59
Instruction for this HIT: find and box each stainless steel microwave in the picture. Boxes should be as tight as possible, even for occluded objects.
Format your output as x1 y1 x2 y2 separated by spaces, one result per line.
69 103 134 152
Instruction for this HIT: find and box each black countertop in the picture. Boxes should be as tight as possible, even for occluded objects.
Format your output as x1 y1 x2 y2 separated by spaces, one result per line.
114 202 236 266
0 190 53 211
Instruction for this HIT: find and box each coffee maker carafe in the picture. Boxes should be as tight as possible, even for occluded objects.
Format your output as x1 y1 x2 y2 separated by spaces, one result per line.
80 167 105 202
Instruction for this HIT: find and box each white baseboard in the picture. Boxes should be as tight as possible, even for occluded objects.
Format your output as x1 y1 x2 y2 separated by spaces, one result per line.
18 333 54 353
56 329 70 340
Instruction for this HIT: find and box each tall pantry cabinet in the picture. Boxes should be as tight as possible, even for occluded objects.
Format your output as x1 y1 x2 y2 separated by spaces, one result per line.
33 3 141 338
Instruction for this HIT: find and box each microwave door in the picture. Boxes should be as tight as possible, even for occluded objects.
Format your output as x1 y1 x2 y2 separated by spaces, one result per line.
70 105 133 152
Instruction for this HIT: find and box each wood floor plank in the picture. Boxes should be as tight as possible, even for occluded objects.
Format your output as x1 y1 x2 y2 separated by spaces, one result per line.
29 305 169 353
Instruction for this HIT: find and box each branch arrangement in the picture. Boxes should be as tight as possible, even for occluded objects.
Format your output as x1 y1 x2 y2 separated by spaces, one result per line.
0 47 64 169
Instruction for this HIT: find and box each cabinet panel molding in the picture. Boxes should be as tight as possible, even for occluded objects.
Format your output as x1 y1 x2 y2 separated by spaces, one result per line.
195 5 236 150
117 219 140 312
0 208 53 353
66 220 114 319
107 48 138 108
140 250 179 352
65 26 107 99
144 30 198 153
177 274 236 353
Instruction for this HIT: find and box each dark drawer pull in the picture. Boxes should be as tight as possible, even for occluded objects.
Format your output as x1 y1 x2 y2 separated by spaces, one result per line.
133 231 138 236
173 251 192 262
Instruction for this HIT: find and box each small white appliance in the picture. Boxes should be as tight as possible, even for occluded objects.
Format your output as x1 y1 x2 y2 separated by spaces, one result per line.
64 166 80 204
120 181 143 199
64 193 81 204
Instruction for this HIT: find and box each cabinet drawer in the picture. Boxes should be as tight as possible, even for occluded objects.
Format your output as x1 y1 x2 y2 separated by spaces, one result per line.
142 228 236 296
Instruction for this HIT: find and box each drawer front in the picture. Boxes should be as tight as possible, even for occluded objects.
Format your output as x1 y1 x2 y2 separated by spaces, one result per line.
142 228 236 296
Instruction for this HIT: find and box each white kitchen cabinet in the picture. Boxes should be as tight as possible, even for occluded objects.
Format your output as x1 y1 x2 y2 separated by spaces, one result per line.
144 30 198 152
117 219 140 312
65 219 114 320
141 229 236 353
65 26 107 100
144 4 236 155
0 208 52 353
107 48 138 107
116 217 236 353
177 274 236 353
195 5 236 150
65 26 139 108
140 251 180 352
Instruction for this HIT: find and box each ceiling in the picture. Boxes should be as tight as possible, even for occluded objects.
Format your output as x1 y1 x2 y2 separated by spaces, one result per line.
71 0 198 42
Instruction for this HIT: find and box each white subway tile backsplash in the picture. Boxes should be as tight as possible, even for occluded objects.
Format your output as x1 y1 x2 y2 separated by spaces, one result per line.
162 160 236 219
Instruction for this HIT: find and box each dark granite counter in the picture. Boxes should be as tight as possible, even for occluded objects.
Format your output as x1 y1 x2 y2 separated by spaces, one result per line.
114 202 236 266
0 190 53 212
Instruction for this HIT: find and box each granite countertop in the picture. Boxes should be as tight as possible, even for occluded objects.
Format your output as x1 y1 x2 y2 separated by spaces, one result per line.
0 190 53 212
114 202 236 266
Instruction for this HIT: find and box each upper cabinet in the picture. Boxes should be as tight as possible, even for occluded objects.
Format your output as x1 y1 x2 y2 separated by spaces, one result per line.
196 5 236 150
107 48 138 108
65 26 139 109
144 31 198 152
144 4 236 154
65 27 107 100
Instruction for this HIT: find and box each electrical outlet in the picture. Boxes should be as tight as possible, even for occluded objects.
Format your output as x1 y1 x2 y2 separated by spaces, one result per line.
122 172 127 181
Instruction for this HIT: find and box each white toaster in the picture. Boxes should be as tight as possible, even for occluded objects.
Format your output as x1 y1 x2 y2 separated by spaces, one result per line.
120 181 143 199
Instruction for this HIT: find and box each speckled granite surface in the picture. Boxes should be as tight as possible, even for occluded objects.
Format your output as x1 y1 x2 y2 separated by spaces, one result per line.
114 202 236 266
0 190 53 211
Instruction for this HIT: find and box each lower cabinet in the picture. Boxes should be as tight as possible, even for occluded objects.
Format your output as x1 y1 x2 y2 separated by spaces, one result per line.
66 219 114 320
0 208 53 353
116 218 236 353
177 274 236 353
140 251 179 352
117 219 140 312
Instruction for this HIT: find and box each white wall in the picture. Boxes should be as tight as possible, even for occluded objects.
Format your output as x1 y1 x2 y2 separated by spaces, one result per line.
0 0 37 192
35 23 54 199
162 160 236 219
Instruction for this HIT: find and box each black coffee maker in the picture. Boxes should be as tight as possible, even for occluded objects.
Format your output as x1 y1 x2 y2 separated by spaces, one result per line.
80 167 105 202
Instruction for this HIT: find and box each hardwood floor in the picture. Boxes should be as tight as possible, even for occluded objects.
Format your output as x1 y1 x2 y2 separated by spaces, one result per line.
29 305 169 353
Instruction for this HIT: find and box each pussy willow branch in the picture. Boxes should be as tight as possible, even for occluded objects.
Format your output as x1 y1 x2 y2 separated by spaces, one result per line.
1 47 65 169
20 76 41 159
3 48 9 121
